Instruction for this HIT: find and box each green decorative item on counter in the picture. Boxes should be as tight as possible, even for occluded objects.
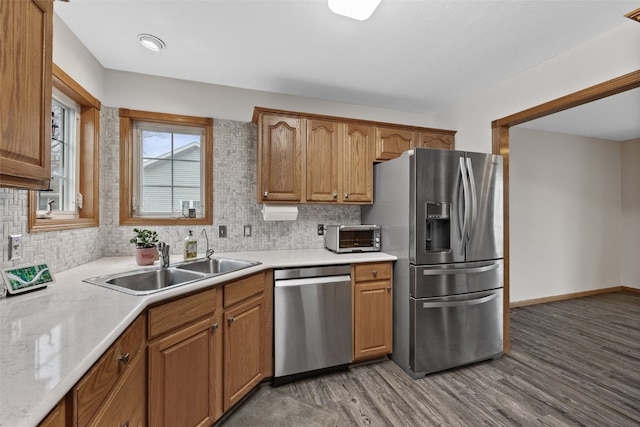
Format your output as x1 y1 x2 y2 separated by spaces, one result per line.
1 264 54 295
129 228 158 248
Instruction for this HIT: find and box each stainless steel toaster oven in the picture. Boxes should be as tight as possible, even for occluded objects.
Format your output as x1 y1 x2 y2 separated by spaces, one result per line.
324 225 381 253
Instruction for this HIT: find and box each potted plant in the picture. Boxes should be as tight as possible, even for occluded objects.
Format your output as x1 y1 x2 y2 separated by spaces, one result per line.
130 228 159 266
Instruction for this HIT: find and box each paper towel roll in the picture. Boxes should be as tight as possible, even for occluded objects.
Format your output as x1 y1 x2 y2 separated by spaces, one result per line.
261 204 298 221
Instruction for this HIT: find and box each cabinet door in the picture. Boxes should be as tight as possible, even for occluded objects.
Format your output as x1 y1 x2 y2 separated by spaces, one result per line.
353 281 392 361
417 132 455 150
375 127 415 161
149 317 219 427
0 0 52 189
342 123 373 203
88 352 146 427
258 114 303 202
38 399 66 427
306 119 339 202
224 295 263 411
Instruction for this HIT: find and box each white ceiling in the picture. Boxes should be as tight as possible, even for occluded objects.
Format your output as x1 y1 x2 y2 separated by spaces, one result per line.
54 0 640 140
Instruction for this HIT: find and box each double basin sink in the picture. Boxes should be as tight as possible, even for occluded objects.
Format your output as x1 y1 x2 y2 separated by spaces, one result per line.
84 257 260 295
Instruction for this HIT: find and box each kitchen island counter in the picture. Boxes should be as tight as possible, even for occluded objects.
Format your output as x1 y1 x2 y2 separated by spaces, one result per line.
0 249 395 427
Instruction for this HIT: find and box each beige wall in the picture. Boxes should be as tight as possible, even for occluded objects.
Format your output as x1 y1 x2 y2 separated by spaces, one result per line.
509 127 623 303
621 138 640 289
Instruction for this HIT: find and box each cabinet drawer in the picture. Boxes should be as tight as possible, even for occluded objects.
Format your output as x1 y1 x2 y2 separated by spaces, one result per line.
88 351 146 427
74 315 146 427
223 273 264 308
354 262 392 282
148 287 217 340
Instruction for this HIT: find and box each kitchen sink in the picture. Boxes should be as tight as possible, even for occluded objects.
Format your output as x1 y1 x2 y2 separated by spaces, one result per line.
175 257 259 275
83 257 260 295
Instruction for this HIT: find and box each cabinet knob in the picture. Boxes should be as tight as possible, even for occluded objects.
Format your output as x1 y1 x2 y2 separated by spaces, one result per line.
212 322 219 331
387 287 392 292
332 192 337 199
228 316 235 324
117 352 130 365
372 270 378 277
344 193 349 199
263 191 269 197
121 422 129 427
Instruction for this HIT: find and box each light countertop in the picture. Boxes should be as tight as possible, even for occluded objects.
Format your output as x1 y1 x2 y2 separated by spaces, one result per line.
0 249 395 427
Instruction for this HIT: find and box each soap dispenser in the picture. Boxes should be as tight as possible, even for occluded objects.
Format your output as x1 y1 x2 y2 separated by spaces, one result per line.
184 230 198 260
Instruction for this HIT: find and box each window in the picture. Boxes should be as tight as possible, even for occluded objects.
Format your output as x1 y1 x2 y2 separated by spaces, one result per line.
119 109 213 226
41 88 80 217
29 64 101 232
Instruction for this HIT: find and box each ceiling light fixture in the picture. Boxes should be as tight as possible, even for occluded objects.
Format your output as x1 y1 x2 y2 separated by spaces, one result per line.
138 33 165 52
328 0 381 21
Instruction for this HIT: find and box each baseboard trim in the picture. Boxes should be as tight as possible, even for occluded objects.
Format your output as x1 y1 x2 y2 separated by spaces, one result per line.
510 286 636 308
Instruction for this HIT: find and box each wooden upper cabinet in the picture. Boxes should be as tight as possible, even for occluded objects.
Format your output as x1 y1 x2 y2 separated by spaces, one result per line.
417 131 455 150
306 119 339 202
375 127 415 161
342 123 373 204
257 114 303 203
0 0 53 190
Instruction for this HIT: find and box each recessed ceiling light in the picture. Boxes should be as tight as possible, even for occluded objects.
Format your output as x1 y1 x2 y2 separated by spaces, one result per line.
138 34 165 52
626 7 640 23
328 0 381 21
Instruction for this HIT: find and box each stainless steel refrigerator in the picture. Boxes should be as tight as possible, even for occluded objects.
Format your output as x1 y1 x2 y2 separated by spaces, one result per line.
362 148 503 378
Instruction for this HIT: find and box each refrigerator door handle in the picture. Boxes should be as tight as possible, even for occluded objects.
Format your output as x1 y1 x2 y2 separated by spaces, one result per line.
458 157 470 255
421 291 499 308
421 262 500 276
466 157 478 241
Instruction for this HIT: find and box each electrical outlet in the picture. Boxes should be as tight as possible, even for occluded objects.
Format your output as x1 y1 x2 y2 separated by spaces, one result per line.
317 224 324 236
244 225 252 237
9 234 22 260
219 225 227 238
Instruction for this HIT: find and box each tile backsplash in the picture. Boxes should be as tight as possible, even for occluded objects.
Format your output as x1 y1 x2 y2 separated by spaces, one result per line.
0 107 360 275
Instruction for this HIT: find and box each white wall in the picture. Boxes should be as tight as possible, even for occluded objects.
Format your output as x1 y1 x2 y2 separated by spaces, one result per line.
621 138 640 289
510 127 622 303
52 14 106 100
435 21 640 153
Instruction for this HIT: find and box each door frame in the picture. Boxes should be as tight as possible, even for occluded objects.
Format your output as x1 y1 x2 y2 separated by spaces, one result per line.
491 69 640 352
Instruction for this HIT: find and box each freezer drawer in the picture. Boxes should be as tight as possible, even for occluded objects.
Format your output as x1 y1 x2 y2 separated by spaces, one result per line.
410 260 503 298
410 288 503 377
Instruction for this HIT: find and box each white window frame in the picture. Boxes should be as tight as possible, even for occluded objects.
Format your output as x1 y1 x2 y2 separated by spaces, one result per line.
39 88 80 219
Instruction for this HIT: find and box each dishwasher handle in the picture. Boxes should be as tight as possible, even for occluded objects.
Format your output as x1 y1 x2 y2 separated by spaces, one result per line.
275 275 351 288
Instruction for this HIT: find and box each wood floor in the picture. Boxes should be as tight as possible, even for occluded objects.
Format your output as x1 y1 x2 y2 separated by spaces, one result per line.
270 291 640 426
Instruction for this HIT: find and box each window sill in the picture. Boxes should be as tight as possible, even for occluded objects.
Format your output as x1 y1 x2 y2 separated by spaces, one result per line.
28 217 99 233
120 216 212 227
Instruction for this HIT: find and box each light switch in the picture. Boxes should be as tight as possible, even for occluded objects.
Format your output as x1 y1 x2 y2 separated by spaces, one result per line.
9 234 22 260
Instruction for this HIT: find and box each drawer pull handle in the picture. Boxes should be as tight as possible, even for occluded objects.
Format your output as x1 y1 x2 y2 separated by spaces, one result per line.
117 352 130 365
228 316 235 324
212 322 219 331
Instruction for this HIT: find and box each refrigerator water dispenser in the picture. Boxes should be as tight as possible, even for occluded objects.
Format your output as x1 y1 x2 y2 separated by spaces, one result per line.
425 202 450 252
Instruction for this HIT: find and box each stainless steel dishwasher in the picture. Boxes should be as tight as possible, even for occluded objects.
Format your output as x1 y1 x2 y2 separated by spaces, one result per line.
273 265 352 385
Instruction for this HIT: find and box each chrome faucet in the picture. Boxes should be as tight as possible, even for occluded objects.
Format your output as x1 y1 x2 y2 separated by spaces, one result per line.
158 242 170 268
201 228 214 259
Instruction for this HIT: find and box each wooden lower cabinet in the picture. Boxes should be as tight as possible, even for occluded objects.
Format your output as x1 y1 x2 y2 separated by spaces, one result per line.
38 399 67 427
88 351 146 427
148 314 222 427
353 262 393 361
223 294 264 411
